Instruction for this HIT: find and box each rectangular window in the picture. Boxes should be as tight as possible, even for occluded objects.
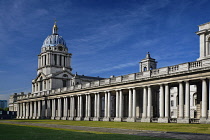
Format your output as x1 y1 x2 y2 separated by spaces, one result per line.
54 54 57 65
60 55 62 66
171 100 174 107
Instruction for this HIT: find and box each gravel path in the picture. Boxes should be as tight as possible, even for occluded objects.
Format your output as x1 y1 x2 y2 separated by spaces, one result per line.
1 120 210 140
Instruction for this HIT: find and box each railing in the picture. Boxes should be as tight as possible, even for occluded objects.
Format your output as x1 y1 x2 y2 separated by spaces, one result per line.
17 59 210 100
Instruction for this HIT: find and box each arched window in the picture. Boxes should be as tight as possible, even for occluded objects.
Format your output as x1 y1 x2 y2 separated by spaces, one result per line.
63 74 68 77
144 67 147 71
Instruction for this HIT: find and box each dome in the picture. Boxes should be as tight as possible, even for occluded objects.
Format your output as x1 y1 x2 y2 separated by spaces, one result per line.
42 34 66 47
42 22 67 48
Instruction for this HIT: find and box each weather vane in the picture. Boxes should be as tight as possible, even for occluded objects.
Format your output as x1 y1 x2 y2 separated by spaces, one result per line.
54 18 57 24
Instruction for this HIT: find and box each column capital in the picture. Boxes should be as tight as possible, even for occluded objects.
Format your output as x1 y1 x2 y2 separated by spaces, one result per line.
200 77 207 80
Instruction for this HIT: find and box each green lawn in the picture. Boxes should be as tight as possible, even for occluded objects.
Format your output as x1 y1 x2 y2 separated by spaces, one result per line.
0 123 177 140
6 119 210 134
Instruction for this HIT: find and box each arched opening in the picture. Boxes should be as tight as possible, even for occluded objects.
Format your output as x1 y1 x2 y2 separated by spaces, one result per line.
144 67 147 71
150 67 153 70
40 77 43 91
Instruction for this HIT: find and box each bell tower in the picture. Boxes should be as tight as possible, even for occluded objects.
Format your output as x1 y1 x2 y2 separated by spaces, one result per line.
32 22 73 93
140 52 157 72
196 22 210 60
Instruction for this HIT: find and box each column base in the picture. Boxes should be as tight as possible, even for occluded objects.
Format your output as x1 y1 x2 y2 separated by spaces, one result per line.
206 118 210 124
68 117 74 120
75 117 82 121
36 116 40 119
177 118 190 123
84 117 90 121
158 118 169 123
141 118 151 122
114 117 122 122
199 118 207 124
55 117 61 120
61 117 67 120
102 117 110 121
126 117 136 122
93 117 100 121
51 117 55 120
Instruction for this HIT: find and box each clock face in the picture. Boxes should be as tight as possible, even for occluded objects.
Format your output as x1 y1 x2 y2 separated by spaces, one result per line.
58 46 63 51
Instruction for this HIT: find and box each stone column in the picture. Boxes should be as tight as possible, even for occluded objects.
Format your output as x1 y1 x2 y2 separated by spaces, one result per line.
30 102 33 119
179 82 184 118
51 99 55 119
16 103 20 119
24 102 26 119
62 97 67 120
159 85 164 118
159 84 170 123
97 93 100 119
77 96 80 118
104 91 111 121
88 94 91 118
41 100 46 119
200 79 207 123
165 84 170 119
85 94 88 118
185 81 190 120
37 100 41 119
84 94 90 121
131 88 136 122
19 103 23 119
80 95 83 119
57 54 60 66
147 86 152 119
69 96 75 120
104 92 107 118
94 93 97 118
128 88 132 118
47 99 51 119
119 90 123 119
116 90 119 118
142 87 147 118
33 101 37 119
57 98 62 119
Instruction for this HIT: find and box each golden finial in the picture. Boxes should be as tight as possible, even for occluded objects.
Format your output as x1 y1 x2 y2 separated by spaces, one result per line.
54 18 57 27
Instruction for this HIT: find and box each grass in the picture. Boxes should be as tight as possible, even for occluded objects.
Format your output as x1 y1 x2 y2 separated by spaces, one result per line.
0 123 178 140
6 119 210 134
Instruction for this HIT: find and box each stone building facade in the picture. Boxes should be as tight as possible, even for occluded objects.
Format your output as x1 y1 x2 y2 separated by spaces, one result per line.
14 21 210 124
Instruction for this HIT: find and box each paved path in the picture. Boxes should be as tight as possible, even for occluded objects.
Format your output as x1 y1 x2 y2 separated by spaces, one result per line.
1 120 210 140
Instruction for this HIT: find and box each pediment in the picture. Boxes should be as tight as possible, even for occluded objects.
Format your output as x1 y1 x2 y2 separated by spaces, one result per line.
34 72 47 82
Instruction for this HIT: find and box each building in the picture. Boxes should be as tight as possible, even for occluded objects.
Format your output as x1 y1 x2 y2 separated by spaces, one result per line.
9 92 25 111
14 21 210 124
0 100 7 109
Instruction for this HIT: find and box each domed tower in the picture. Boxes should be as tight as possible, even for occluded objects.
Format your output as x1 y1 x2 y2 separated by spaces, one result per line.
32 22 73 93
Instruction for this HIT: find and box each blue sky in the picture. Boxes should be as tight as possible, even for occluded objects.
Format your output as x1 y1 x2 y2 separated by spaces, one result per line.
0 0 210 100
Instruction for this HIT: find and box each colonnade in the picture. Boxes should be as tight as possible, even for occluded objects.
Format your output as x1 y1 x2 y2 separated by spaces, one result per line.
17 78 210 123
38 53 71 68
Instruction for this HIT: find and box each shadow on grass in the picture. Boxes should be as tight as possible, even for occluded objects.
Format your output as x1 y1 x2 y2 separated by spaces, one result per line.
0 123 178 140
